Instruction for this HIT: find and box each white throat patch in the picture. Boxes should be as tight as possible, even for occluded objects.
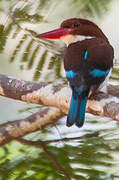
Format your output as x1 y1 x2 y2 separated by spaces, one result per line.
60 34 94 46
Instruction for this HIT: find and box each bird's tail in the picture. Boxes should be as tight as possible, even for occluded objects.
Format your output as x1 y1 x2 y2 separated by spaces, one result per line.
66 87 89 127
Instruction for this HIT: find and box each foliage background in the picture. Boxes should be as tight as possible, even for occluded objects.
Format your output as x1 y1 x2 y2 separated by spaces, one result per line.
0 0 119 179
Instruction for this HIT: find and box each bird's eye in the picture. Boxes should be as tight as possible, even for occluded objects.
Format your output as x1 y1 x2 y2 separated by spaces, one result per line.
74 23 80 28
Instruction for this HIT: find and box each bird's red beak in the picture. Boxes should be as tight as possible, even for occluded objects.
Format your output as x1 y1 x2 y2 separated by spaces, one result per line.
36 27 71 39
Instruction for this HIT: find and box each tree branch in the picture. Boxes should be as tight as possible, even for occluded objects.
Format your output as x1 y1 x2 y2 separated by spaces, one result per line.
0 107 63 146
0 74 119 146
0 74 119 120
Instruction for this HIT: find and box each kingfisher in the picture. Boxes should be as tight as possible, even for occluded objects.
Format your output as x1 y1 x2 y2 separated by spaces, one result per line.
36 18 114 128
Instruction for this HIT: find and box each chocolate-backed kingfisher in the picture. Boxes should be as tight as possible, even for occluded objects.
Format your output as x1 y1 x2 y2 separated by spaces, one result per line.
36 18 114 128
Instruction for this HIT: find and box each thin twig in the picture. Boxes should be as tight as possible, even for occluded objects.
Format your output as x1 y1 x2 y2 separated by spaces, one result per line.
18 138 71 180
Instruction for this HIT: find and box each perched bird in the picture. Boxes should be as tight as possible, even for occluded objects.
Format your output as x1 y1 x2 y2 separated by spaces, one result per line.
36 18 114 128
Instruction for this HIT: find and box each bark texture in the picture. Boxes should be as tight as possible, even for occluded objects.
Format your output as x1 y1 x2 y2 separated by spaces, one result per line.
0 74 119 146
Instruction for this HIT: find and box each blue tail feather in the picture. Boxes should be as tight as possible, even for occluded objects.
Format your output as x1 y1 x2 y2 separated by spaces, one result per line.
66 88 89 127
75 95 88 127
67 90 79 126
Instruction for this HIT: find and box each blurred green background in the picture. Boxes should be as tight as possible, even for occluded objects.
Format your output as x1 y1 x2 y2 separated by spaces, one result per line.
0 0 119 179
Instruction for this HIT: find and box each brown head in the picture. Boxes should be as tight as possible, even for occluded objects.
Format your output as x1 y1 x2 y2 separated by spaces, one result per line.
36 18 108 46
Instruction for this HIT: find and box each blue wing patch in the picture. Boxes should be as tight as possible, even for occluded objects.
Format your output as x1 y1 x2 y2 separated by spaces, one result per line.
90 69 110 77
84 50 88 60
65 70 76 78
